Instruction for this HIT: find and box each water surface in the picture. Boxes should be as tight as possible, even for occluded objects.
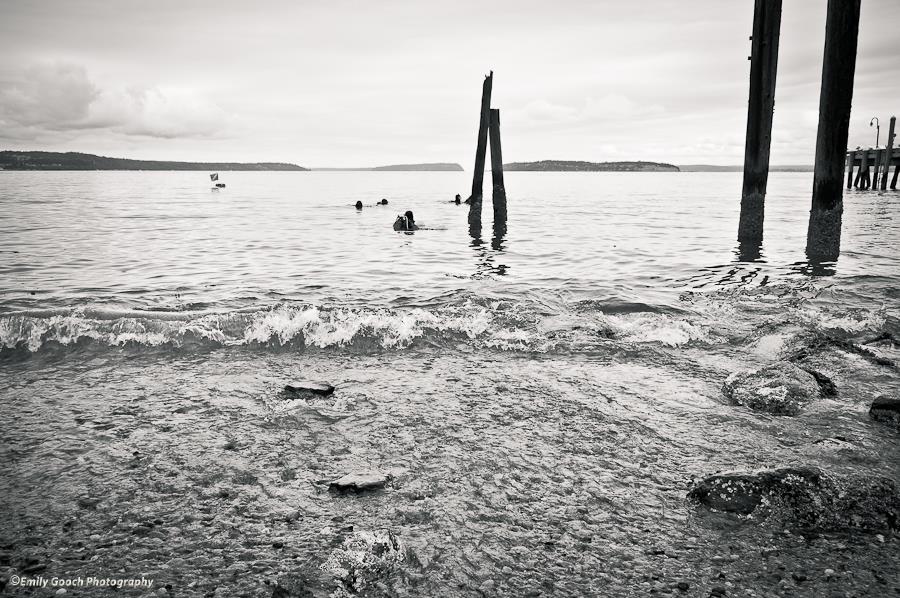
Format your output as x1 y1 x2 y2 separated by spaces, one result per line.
1 171 898 597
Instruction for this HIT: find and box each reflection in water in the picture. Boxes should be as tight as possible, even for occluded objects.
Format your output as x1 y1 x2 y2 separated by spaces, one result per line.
492 213 507 252
735 239 764 263
467 191 509 277
790 259 837 277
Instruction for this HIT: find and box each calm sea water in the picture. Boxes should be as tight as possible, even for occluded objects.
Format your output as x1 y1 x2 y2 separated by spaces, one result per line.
1 171 898 596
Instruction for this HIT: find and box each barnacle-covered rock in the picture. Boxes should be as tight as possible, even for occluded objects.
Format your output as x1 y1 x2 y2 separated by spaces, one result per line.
320 530 404 595
688 467 899 532
723 362 833 415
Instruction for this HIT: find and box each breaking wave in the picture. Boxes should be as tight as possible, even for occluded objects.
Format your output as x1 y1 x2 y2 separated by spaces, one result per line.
0 298 722 357
2 284 889 357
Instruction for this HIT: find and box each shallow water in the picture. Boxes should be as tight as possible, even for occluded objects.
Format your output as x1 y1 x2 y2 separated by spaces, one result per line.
1 171 899 596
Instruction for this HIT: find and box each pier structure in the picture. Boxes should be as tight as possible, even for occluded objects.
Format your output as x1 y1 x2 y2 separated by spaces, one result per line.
846 117 899 191
736 0 869 262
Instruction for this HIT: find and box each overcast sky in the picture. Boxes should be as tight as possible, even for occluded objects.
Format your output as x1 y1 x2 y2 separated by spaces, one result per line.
1 0 898 166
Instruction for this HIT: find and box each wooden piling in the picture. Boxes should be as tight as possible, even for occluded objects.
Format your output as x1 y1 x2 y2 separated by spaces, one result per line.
873 149 882 188
892 157 899 190
738 0 783 244
881 116 896 191
806 0 860 262
489 108 507 223
469 72 493 202
468 71 493 231
859 150 870 190
846 152 855 189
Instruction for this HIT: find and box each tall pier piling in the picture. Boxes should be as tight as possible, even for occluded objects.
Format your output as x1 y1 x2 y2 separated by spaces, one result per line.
738 0 783 246
489 108 507 224
806 0 860 262
468 71 493 232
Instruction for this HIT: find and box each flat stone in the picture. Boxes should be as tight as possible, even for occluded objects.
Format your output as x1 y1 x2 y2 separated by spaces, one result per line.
283 382 335 397
870 396 900 427
329 471 390 492
723 362 829 415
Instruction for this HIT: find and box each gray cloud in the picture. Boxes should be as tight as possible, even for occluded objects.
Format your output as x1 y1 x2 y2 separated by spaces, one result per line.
0 62 231 143
0 0 897 164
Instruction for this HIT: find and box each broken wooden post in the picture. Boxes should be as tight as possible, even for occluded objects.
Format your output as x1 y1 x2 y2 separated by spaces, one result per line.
468 71 493 231
806 0 860 262
489 108 507 223
738 0 783 245
881 116 896 191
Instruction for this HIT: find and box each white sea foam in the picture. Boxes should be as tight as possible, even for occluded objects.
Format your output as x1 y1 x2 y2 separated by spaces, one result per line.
603 313 713 347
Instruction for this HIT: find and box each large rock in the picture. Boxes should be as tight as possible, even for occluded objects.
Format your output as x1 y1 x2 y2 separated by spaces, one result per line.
870 396 900 428
329 471 390 493
688 467 900 532
723 362 833 415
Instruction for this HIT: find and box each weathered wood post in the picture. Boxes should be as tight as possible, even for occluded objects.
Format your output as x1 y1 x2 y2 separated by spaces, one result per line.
846 152 855 189
881 116 896 191
806 0 861 262
468 71 493 232
859 150 870 189
891 155 900 189
738 0 783 245
853 151 864 188
489 108 507 224
872 149 882 188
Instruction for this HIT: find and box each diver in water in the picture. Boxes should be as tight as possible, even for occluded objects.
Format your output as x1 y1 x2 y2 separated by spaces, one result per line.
393 210 419 231
379 199 389 205
355 201 363 210
453 194 461 204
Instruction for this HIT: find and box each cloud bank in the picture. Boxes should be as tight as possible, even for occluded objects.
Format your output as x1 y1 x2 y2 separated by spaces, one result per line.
0 62 231 143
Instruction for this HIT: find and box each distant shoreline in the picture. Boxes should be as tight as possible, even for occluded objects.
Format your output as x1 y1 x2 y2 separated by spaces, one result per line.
679 164 814 172
505 160 679 172
311 163 463 172
0 151 307 171
0 150 815 173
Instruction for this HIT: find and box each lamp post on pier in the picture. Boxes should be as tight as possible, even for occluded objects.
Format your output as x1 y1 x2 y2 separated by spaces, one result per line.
870 117 880 147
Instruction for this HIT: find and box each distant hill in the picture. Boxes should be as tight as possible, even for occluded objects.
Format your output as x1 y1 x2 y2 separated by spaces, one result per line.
0 151 307 171
504 160 679 172
313 163 463 172
679 164 813 172
373 162 463 171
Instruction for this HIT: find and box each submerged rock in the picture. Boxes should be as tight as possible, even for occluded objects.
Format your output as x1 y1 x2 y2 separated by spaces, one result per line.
329 471 390 493
688 467 900 532
320 530 404 594
723 362 834 415
284 382 335 398
870 396 900 428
